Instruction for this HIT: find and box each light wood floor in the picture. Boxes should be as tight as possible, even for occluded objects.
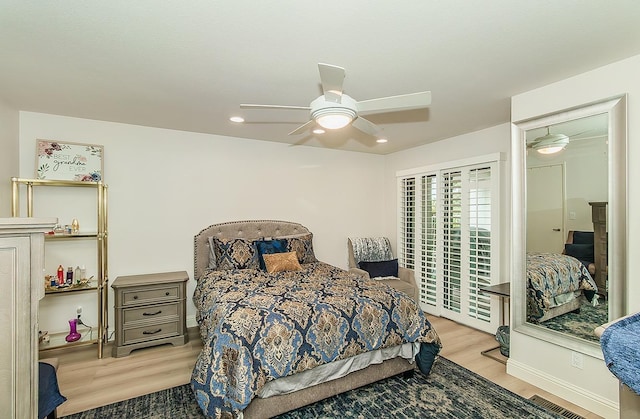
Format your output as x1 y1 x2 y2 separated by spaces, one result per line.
48 317 601 418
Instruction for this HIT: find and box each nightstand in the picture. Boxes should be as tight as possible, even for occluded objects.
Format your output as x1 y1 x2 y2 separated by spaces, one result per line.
111 271 189 357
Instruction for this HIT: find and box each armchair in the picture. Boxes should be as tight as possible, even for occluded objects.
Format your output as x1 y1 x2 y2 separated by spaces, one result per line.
347 237 419 302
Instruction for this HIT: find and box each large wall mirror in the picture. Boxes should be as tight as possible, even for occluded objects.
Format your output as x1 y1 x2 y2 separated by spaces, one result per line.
511 95 627 356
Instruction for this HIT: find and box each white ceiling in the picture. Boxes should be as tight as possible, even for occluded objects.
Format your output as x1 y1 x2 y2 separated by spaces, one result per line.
2 1 640 155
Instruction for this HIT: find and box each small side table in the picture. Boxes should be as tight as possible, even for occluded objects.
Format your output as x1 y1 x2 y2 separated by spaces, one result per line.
111 271 189 357
479 282 510 364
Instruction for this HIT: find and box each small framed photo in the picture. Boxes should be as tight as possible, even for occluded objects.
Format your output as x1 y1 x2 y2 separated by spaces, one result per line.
36 140 104 181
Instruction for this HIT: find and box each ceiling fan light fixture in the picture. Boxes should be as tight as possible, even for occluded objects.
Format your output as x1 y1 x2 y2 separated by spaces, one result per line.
532 133 570 154
536 145 565 155
312 108 356 130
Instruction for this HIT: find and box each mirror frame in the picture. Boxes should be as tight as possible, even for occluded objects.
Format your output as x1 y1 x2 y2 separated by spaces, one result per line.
511 95 627 357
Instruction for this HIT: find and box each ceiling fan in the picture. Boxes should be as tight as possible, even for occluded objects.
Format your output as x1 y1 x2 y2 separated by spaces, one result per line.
528 127 570 154
240 63 431 138
527 127 603 155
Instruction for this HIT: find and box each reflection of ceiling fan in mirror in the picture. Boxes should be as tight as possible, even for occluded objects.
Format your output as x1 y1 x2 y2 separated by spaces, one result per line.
527 127 602 155
527 113 609 155
240 63 432 140
528 127 570 154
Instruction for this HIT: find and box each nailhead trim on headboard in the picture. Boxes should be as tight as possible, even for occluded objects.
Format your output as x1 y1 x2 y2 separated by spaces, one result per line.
193 220 311 279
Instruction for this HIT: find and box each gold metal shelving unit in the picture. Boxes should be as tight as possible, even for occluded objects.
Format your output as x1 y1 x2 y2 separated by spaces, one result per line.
11 177 109 358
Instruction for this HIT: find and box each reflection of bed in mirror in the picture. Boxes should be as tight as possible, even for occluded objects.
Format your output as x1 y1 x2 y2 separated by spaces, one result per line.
526 252 598 323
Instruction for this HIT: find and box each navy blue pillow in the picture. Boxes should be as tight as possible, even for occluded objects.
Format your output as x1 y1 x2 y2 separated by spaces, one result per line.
358 259 399 278
572 231 594 245
564 243 595 263
254 239 288 271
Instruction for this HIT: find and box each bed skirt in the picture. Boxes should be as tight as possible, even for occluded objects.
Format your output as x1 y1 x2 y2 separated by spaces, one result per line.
243 356 415 419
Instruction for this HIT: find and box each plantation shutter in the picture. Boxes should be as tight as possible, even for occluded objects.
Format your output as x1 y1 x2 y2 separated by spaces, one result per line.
442 170 462 314
397 155 500 333
467 167 493 323
399 177 416 270
420 175 438 307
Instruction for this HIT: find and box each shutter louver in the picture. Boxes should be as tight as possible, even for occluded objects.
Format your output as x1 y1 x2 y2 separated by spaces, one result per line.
442 171 462 313
399 177 416 270
421 175 437 306
467 167 492 323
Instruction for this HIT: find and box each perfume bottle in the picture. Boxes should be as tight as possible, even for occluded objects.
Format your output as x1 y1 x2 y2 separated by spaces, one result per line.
66 266 73 285
75 266 81 285
57 265 65 285
71 218 80 234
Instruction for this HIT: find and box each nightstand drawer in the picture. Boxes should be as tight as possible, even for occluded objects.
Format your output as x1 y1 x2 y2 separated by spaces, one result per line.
122 285 180 306
123 320 179 345
123 302 179 324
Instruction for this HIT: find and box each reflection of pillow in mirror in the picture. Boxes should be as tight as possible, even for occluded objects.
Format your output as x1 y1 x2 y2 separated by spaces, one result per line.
572 231 594 245
263 251 302 273
564 243 594 263
358 259 399 278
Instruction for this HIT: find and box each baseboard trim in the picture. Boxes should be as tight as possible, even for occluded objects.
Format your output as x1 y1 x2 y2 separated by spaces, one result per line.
187 325 200 342
507 358 618 418
187 314 197 328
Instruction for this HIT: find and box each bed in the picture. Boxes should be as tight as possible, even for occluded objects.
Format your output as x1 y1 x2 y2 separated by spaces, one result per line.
191 220 441 419
526 252 598 323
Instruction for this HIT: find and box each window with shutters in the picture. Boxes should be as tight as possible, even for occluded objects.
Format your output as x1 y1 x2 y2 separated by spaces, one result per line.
397 154 501 333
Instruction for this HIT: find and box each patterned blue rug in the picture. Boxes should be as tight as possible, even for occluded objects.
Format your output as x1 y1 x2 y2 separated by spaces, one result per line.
61 357 562 418
539 296 608 342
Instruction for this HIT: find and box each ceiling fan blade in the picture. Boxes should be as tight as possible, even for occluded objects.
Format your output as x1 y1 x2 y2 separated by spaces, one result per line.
351 116 381 137
318 63 345 103
288 120 315 136
240 104 310 110
356 91 431 115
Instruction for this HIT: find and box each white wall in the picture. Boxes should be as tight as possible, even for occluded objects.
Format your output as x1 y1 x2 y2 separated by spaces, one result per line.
18 112 386 337
0 99 19 218
509 53 640 418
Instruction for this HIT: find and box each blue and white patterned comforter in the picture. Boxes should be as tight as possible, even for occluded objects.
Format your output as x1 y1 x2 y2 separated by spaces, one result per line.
191 261 441 418
526 252 598 321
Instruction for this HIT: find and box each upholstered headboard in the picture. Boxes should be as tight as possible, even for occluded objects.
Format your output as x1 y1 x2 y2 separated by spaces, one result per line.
194 220 311 279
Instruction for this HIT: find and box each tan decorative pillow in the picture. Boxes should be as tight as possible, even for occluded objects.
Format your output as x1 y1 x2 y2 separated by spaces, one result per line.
263 251 302 273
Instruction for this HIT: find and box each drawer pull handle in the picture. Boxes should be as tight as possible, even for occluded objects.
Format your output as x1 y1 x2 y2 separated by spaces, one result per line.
143 310 162 316
165 291 170 296
143 328 162 335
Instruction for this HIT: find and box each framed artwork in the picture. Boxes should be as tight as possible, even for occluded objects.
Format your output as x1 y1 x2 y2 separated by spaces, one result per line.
36 140 103 181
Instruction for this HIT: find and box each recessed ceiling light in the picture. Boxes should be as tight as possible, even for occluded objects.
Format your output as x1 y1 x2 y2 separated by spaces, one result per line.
229 116 245 123
312 128 325 134
376 138 388 143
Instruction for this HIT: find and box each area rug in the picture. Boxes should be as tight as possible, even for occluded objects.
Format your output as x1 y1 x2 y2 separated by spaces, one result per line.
539 295 608 342
61 357 562 419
